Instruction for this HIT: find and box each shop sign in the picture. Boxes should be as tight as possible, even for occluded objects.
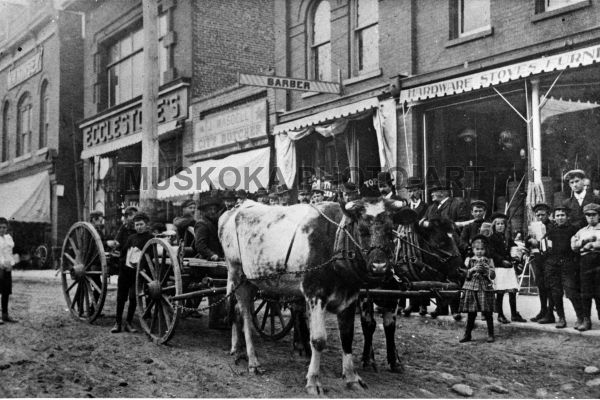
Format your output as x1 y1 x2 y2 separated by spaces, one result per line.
7 51 43 89
400 43 600 103
239 73 341 94
81 86 188 149
193 99 267 152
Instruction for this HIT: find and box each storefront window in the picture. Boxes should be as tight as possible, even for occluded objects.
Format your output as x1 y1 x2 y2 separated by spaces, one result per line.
424 87 528 223
107 14 168 107
355 0 378 73
311 1 331 81
539 65 600 198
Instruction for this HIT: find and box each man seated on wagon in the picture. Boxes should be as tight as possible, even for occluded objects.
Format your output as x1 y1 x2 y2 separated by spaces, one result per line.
194 196 224 261
90 211 106 241
173 199 197 247
222 190 238 211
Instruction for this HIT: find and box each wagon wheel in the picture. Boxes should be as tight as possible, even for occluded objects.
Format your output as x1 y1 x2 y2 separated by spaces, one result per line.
136 238 182 344
60 222 108 323
252 294 294 341
34 244 50 269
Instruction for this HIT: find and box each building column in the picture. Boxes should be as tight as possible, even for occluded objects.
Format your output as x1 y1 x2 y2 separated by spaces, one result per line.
530 78 543 185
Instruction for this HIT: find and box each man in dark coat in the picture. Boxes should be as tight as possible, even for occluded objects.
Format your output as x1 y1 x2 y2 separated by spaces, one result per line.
562 169 600 229
194 196 224 261
459 200 488 257
173 199 196 248
421 181 470 227
406 177 428 219
114 206 138 252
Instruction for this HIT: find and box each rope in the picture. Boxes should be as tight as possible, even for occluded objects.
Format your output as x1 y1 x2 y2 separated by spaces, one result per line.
310 204 364 252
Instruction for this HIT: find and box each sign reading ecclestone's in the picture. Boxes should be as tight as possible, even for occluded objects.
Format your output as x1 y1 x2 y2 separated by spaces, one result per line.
7 51 43 89
193 99 267 153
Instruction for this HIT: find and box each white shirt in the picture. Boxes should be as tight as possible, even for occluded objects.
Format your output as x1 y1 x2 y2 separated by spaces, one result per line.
574 190 587 206
0 234 15 271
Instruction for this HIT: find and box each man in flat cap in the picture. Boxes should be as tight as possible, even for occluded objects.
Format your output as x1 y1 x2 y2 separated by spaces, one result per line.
377 171 399 200
277 184 291 206
173 199 197 248
194 196 224 262
562 169 600 229
310 188 325 204
544 205 580 329
340 181 360 203
255 187 270 205
527 202 556 323
459 200 488 257
298 183 312 204
114 206 139 253
571 203 600 331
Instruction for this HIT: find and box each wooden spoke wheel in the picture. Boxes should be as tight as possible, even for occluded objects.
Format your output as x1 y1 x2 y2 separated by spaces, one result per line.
136 238 182 344
60 222 108 323
252 295 294 341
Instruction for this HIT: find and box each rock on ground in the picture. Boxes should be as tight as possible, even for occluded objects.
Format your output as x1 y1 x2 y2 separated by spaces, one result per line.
586 377 600 387
584 366 600 375
451 383 473 397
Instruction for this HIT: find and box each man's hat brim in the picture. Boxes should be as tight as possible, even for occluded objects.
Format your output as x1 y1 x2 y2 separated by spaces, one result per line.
563 169 586 181
532 203 551 213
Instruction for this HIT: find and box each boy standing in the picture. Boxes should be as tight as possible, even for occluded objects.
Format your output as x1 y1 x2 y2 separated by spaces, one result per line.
111 212 153 334
0 218 16 323
459 200 488 257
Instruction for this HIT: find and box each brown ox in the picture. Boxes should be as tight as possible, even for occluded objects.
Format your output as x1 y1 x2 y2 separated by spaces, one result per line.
219 198 404 395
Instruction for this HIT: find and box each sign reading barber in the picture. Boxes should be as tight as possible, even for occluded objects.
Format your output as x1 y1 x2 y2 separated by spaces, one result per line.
239 73 340 94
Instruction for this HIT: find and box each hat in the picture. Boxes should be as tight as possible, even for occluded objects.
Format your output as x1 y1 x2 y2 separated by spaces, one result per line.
377 171 393 186
553 205 569 214
532 203 551 213
181 199 196 208
132 211 150 223
89 210 104 219
268 192 278 199
429 179 450 193
298 183 312 195
256 187 268 197
470 199 487 209
198 196 222 209
406 177 424 190
236 189 248 199
311 188 324 195
360 183 381 198
124 206 138 216
276 184 290 195
221 190 237 201
563 169 586 182
583 203 600 214
471 234 489 246
490 212 508 221
341 181 359 193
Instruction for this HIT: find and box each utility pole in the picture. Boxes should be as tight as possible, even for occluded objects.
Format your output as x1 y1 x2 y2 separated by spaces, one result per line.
140 0 159 215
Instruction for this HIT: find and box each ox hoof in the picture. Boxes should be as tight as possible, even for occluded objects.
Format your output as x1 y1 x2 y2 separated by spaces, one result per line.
233 352 248 365
249 366 266 375
306 385 326 397
346 380 367 391
389 363 404 374
362 360 378 372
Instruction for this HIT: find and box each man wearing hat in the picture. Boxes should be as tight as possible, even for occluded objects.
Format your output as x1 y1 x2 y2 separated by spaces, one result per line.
422 180 470 228
255 187 270 205
544 205 580 329
340 181 360 203
459 200 488 257
112 212 153 334
236 189 248 206
562 169 600 229
194 196 224 261
268 191 279 206
222 190 237 211
114 206 139 252
310 188 325 204
528 202 556 323
277 185 291 206
406 177 428 219
298 183 312 204
571 203 600 331
173 199 197 248
377 171 403 201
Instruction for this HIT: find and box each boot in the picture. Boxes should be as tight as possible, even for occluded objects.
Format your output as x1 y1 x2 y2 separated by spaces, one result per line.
577 317 592 332
401 305 413 317
418 306 428 316
2 313 16 323
123 321 138 333
110 323 122 333
574 317 584 330
497 314 510 324
530 310 545 322
555 317 567 329
459 334 472 343
459 313 475 343
511 313 526 323
537 310 555 324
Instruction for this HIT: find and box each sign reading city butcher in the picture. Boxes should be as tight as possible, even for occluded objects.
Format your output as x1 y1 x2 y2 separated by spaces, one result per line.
193 99 267 153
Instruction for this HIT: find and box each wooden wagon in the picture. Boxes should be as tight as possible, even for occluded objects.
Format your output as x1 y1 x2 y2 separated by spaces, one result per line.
59 222 295 344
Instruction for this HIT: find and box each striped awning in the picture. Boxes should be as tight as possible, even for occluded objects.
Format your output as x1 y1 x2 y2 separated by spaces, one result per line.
273 97 379 134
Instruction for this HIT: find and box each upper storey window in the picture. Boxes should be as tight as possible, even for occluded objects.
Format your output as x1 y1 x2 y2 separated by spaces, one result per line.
457 0 490 37
354 0 379 74
544 0 586 11
16 93 32 157
311 1 331 81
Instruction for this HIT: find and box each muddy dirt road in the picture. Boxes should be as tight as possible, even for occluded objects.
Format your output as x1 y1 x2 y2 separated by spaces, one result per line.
1 275 600 398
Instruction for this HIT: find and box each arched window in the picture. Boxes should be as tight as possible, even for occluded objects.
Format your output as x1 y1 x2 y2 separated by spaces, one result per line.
39 80 49 149
16 93 32 157
311 1 331 81
1 102 9 162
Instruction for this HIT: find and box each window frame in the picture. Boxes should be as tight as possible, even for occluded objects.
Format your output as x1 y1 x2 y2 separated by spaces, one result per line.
1 101 9 162
39 80 49 149
309 0 332 82
353 0 379 75
544 0 587 12
16 93 32 157
457 0 491 38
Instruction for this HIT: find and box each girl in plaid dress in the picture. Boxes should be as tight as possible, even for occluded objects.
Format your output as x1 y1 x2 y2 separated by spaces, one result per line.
459 235 496 343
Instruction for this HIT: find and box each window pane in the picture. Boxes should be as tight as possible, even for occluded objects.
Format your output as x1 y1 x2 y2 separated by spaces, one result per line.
357 0 377 27
159 41 168 85
2 104 8 161
119 58 133 102
315 42 331 81
120 35 132 58
461 0 490 33
358 24 378 72
109 42 119 64
132 29 144 51
546 0 585 11
132 52 144 98
109 66 118 106
313 1 330 45
158 14 168 38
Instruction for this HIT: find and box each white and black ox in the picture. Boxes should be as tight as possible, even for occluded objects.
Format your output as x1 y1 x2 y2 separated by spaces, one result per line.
218 198 404 395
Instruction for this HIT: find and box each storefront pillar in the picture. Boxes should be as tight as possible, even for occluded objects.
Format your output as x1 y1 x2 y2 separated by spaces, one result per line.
530 78 543 185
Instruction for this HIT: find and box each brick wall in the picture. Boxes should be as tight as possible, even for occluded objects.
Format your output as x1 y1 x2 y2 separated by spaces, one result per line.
192 0 275 98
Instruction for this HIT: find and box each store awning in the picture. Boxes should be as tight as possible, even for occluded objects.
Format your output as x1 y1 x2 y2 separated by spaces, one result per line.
273 97 379 134
80 120 179 159
157 146 270 200
400 42 600 104
0 170 51 223
541 97 600 122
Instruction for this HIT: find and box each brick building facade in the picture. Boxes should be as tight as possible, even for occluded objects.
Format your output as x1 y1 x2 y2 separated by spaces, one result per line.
0 0 83 263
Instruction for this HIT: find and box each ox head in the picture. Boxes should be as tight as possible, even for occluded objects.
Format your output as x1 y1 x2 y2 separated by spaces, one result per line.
344 198 407 275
